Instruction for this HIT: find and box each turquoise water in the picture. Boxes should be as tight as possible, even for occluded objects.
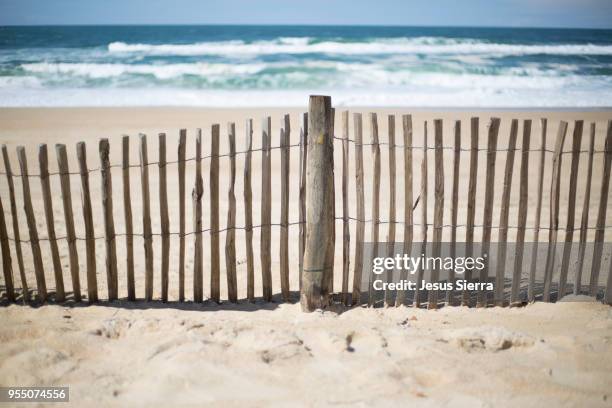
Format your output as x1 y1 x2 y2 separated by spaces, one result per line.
0 25 611 106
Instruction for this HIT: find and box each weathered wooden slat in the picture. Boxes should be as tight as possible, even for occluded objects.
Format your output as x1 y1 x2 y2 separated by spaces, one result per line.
428 119 444 310
76 142 96 302
280 114 290 301
177 129 186 302
0 193 14 301
574 123 595 295
210 124 220 303
447 120 460 306
39 144 65 302
591 120 612 297
17 147 47 302
395 114 413 307
543 121 568 302
121 136 135 301
385 115 396 307
158 133 170 302
139 134 154 301
301 95 334 311
341 111 350 306
55 144 80 302
244 120 254 301
99 138 118 301
261 117 272 301
511 120 531 305
1 145 28 301
558 121 583 298
368 113 381 307
193 129 203 302
298 113 308 291
477 118 500 307
528 119 547 302
462 118 478 306
414 121 428 308
352 113 365 305
225 122 237 302
494 119 518 307
326 109 336 296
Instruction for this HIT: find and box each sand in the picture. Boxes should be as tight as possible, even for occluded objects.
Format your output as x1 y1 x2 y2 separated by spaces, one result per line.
1 107 612 406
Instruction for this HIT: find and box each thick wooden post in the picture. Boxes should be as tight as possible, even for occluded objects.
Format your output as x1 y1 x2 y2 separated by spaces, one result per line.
261 117 272 301
0 194 14 301
159 133 170 302
385 115 396 307
225 122 238 302
494 119 518 306
447 120 461 306
139 134 154 301
511 120 531 305
193 130 203 302
244 120 255 301
543 121 568 302
477 118 500 307
2 145 28 301
99 138 118 301
76 142 97 302
592 120 612 298
280 114 290 301
558 121 583 298
428 119 444 309
177 130 186 301
39 144 65 302
210 124 220 303
528 119 547 302
574 123 595 295
121 136 135 301
55 144 80 301
301 95 334 311
462 118 478 306
351 113 365 305
395 115 413 307
17 147 46 302
368 113 380 307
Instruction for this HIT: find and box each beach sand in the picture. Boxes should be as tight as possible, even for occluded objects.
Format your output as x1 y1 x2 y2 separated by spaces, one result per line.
1 107 611 406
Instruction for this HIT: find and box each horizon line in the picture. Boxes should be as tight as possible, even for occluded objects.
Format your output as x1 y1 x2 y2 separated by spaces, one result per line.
1 23 611 31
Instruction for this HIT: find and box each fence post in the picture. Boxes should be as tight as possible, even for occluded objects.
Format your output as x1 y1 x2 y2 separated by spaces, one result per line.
39 144 65 302
158 133 170 302
225 122 237 302
122 136 135 301
244 120 254 301
76 142 97 303
56 144 80 302
99 138 118 301
574 123 595 295
2 145 28 301
351 113 365 305
261 117 272 301
301 95 334 312
462 118 478 307
494 119 518 307
193 129 203 302
477 118 500 307
447 120 461 306
543 121 568 302
368 113 380 307
139 134 154 301
593 120 612 299
341 111 350 305
528 119 547 302
0 193 14 301
414 122 428 308
280 114 290 301
177 130 186 302
17 146 47 302
210 124 220 303
384 115 396 308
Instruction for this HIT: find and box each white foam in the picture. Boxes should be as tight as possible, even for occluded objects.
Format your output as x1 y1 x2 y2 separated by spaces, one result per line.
107 38 612 57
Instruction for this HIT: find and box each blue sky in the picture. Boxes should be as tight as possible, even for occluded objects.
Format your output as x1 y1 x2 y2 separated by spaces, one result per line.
1 0 611 28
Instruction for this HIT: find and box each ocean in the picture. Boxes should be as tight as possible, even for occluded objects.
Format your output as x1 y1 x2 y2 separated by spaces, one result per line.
0 25 611 107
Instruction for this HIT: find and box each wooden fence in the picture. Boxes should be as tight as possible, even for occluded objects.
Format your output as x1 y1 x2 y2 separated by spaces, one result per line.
1 95 612 310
